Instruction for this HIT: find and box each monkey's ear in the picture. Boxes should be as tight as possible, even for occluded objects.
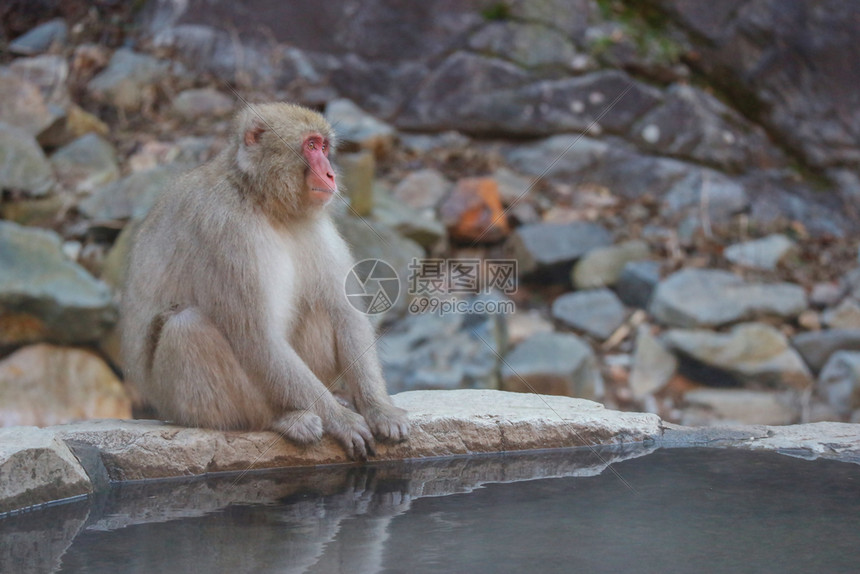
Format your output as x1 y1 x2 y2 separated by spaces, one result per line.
243 125 265 146
237 115 266 174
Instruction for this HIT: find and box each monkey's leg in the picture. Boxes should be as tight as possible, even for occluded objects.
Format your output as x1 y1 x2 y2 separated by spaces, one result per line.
152 307 323 444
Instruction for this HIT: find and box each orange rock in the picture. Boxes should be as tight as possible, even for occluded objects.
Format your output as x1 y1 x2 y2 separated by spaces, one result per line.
0 344 132 427
439 177 509 243
0 312 48 346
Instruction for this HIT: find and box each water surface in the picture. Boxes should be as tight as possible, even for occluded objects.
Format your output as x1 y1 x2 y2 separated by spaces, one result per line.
2 447 858 574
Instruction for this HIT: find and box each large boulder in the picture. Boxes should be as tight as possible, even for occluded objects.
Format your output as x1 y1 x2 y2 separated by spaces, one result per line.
650 268 807 328
551 289 628 341
663 322 813 389
655 0 860 170
500 332 604 399
0 344 132 427
631 83 784 172
0 427 91 514
0 222 116 346
506 221 612 277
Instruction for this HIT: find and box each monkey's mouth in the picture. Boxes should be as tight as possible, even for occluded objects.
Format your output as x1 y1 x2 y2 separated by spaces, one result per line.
311 187 335 194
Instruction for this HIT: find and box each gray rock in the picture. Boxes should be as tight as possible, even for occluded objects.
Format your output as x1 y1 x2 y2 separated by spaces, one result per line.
379 299 504 393
572 240 650 289
818 351 860 415
632 84 783 172
399 131 470 154
170 88 234 119
501 332 604 399
506 221 612 276
505 134 609 180
724 234 798 271
616 260 661 309
682 389 799 426
493 167 534 206
396 52 529 133
87 48 172 111
664 420 860 463
49 133 120 194
630 324 677 399
8 18 68 56
0 221 116 346
78 163 189 221
391 168 450 210
843 268 860 300
821 299 860 330
0 70 57 136
150 24 246 82
810 282 845 308
664 322 813 389
662 168 749 222
0 426 91 514
325 98 395 156
650 268 807 328
8 55 71 109
792 329 860 373
507 0 594 37
745 171 854 239
0 122 55 196
408 68 662 136
737 421 860 462
374 189 445 250
589 148 692 200
552 289 628 340
468 21 581 72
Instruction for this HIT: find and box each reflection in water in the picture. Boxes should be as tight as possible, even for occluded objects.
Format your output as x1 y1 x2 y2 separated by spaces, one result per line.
2 446 859 574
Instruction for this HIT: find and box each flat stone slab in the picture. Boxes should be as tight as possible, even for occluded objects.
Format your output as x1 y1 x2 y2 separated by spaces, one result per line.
662 421 860 463
55 390 661 482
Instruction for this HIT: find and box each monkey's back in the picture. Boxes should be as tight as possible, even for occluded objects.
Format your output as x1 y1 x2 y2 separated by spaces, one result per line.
119 156 264 395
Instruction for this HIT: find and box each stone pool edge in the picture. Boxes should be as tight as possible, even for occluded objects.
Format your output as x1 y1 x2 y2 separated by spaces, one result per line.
2 389 859 515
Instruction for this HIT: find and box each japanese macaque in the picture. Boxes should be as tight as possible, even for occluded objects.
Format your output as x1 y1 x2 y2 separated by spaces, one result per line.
120 102 408 459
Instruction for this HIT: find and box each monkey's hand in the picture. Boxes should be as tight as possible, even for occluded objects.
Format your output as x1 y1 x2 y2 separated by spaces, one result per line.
326 405 376 460
362 402 410 443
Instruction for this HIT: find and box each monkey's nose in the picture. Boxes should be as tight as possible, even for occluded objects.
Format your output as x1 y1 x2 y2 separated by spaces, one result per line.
326 171 335 180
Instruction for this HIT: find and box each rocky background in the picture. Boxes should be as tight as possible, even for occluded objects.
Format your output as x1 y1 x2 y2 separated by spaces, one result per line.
1 0 860 429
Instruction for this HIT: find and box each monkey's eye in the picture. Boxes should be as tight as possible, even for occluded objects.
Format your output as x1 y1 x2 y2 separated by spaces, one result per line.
307 141 316 150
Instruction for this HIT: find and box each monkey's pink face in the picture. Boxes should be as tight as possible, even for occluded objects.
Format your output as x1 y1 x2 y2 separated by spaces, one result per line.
303 133 337 205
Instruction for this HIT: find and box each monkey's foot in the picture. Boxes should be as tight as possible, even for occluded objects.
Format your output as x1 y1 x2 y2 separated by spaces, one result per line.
363 403 410 443
272 411 323 444
326 406 376 460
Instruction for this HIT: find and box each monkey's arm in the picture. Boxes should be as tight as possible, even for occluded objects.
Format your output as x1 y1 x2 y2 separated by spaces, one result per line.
331 305 410 442
235 322 378 459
